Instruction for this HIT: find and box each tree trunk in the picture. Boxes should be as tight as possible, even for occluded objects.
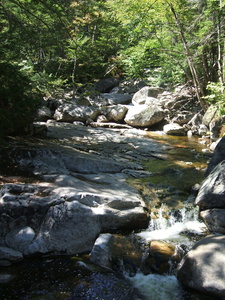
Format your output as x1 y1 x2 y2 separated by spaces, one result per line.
217 0 224 88
168 2 208 110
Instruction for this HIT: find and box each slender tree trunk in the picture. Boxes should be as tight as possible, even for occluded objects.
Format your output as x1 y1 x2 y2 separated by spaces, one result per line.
217 0 224 89
72 53 77 98
168 2 208 110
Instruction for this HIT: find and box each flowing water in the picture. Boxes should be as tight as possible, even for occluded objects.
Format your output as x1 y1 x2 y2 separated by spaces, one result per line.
0 132 213 299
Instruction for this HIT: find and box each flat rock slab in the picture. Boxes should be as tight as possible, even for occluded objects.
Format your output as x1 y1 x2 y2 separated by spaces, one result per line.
0 122 170 260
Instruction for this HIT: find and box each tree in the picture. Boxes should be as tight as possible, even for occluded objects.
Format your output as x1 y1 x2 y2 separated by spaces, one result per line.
0 62 40 136
107 0 225 110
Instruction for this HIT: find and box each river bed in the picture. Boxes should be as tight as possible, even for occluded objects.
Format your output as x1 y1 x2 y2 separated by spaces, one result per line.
0 129 214 299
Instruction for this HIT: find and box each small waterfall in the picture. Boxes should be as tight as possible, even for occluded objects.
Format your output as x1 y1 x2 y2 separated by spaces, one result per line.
128 204 207 300
137 204 206 245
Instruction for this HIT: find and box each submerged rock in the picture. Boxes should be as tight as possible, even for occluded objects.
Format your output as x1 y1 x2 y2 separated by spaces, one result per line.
143 240 180 275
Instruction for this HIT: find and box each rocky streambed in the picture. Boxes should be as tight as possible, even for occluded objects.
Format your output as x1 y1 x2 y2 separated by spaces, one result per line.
1 79 225 299
0 120 213 299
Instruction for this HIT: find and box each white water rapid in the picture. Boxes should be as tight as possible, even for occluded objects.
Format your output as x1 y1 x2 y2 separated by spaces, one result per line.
138 204 206 245
129 204 207 300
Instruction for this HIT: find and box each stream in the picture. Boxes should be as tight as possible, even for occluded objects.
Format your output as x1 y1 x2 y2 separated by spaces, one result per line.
0 129 213 300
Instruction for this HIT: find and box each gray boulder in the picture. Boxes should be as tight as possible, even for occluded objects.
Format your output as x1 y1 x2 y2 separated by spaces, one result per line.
177 235 225 298
132 86 163 105
102 104 128 122
53 103 99 122
90 233 143 276
163 123 186 136
124 104 164 128
35 106 52 121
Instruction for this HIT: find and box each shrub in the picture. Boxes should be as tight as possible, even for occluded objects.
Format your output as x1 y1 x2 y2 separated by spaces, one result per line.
0 62 41 137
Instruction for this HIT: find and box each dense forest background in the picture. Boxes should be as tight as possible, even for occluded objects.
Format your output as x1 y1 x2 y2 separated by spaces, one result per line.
0 0 224 137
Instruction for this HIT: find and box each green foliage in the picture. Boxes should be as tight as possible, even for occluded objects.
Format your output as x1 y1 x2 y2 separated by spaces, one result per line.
0 0 224 133
0 62 40 136
203 82 225 115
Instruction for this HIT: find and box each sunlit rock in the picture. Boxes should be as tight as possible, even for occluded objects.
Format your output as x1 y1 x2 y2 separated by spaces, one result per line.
143 240 180 275
132 86 163 105
0 174 149 256
125 104 164 127
163 123 186 136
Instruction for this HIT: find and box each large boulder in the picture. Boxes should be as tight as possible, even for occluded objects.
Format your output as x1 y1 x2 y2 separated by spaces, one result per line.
163 123 186 136
102 104 128 122
35 106 52 122
124 104 165 128
132 86 163 105
177 235 225 298
53 103 99 123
